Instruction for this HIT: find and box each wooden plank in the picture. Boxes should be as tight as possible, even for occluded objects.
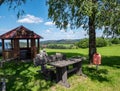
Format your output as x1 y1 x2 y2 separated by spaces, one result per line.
49 59 82 68
37 39 40 53
67 67 78 74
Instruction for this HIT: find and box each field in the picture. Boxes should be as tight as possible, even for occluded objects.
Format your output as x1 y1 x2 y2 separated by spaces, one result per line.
0 45 120 91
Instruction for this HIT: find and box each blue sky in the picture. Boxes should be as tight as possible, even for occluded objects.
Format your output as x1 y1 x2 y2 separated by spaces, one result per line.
0 0 103 41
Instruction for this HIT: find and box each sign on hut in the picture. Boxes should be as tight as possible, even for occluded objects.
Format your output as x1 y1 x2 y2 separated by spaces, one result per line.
0 25 43 60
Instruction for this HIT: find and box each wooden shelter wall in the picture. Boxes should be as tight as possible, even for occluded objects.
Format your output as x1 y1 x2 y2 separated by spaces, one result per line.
2 50 13 59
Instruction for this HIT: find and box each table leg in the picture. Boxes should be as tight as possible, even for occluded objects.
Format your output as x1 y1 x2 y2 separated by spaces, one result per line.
56 67 70 88
75 61 87 77
56 67 61 82
76 61 83 75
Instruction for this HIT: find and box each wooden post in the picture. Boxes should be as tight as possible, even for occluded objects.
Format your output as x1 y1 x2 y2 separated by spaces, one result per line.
27 39 29 48
11 39 14 49
13 39 19 58
2 39 5 51
31 39 36 58
37 39 40 53
2 39 5 59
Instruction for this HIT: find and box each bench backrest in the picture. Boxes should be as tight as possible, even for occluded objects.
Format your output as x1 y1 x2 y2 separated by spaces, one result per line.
56 53 66 60
33 52 66 66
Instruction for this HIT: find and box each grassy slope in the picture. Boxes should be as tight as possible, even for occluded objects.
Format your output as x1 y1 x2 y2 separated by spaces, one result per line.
0 45 120 91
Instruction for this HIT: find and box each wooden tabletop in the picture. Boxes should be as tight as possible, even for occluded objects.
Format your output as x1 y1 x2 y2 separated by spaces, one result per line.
48 58 82 67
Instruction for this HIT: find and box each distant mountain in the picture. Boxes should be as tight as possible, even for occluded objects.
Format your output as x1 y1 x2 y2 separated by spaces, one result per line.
41 39 80 44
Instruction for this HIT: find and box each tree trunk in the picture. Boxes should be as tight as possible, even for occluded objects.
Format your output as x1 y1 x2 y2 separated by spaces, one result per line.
88 15 97 64
88 0 97 64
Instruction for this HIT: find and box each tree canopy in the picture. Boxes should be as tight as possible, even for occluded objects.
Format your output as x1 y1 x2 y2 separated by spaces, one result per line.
0 0 26 17
47 0 120 35
47 0 120 63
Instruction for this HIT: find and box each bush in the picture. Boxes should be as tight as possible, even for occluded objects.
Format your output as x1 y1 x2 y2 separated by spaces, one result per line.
47 44 71 49
76 38 89 48
111 38 120 44
47 44 66 49
96 38 107 47
76 38 108 48
105 39 112 46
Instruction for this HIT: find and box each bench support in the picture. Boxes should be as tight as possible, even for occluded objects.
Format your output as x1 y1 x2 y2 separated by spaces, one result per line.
56 67 70 88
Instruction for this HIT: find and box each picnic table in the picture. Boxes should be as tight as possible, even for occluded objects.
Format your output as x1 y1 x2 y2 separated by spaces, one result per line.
48 58 83 88
33 52 86 88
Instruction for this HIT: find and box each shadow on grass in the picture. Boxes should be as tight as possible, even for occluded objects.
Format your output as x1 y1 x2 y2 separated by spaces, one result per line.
102 56 120 68
0 53 119 90
0 61 32 91
83 67 109 82
48 52 88 61
48 52 120 69
34 73 55 91
0 61 55 91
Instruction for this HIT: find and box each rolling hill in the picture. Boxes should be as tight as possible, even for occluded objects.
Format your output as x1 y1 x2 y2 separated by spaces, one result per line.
41 39 80 44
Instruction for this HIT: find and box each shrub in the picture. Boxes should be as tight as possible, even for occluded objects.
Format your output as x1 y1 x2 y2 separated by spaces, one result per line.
69 44 73 48
76 38 108 48
77 38 89 48
111 38 120 44
96 38 107 47
105 38 112 46
47 44 68 49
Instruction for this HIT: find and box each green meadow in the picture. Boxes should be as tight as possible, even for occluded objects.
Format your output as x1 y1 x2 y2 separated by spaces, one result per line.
0 44 120 91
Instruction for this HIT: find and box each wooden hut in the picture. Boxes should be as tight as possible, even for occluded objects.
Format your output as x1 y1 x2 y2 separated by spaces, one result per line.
0 25 43 60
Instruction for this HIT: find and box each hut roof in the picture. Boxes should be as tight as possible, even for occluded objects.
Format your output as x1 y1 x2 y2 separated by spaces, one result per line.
0 25 43 39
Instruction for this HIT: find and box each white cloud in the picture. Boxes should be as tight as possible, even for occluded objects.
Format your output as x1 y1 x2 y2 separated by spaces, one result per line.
44 21 55 26
67 23 70 28
46 29 51 33
69 30 75 34
60 29 66 32
96 30 103 37
17 14 43 23
42 28 104 41
41 27 88 41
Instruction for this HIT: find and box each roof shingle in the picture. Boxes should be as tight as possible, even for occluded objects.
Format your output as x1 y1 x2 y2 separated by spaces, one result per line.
0 25 43 39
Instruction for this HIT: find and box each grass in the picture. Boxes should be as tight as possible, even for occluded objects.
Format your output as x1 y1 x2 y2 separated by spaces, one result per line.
0 44 120 91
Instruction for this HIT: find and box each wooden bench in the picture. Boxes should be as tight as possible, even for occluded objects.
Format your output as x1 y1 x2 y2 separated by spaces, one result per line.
33 52 67 80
